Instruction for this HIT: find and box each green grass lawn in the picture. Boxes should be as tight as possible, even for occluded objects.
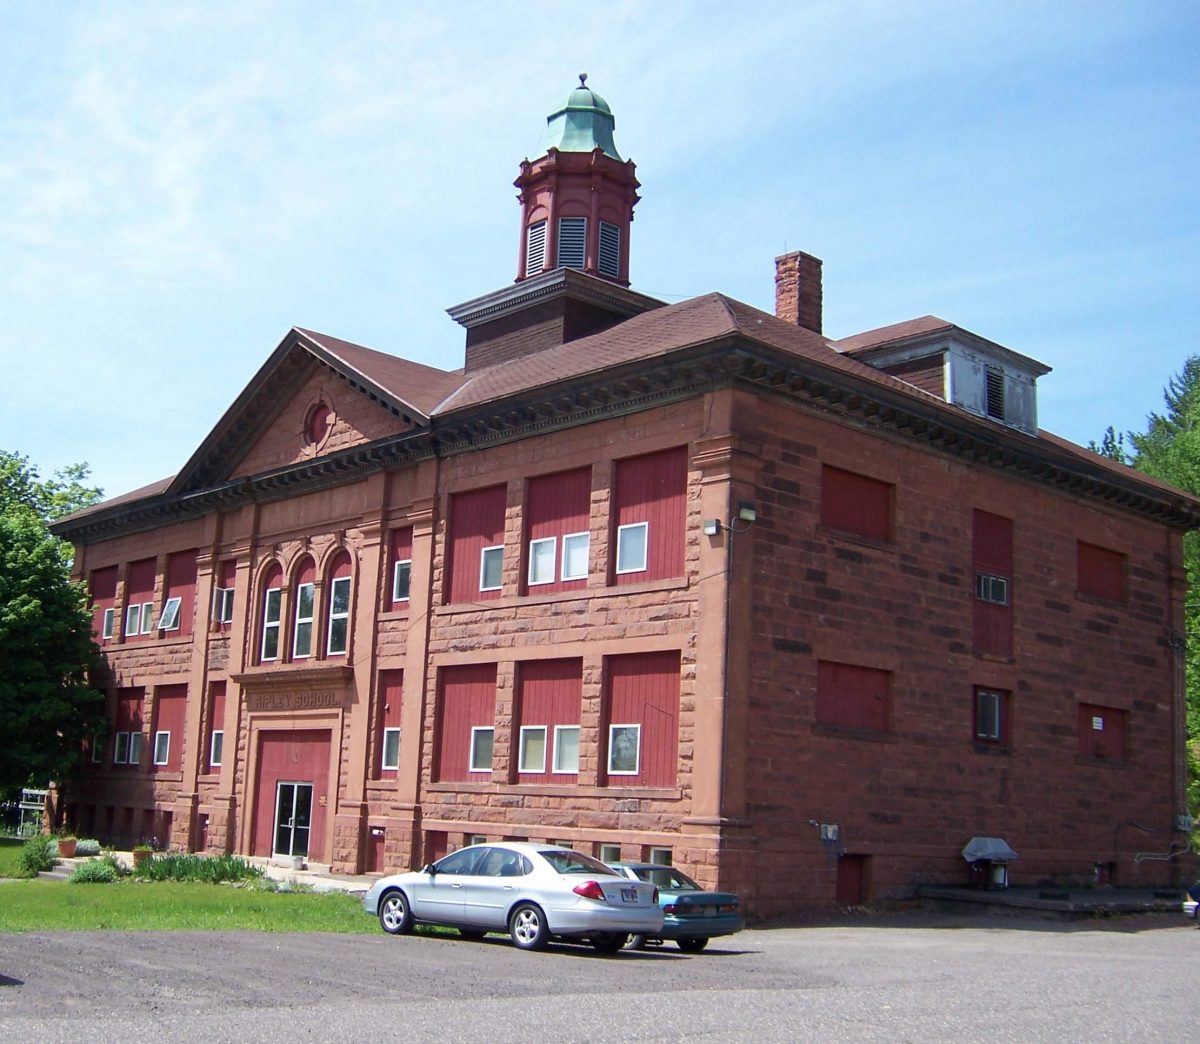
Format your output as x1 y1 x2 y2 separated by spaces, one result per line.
0 879 379 933
0 837 31 878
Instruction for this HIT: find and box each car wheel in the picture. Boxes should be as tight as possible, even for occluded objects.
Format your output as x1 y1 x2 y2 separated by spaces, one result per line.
377 890 413 935
458 929 486 941
677 936 709 953
590 933 628 954
509 902 550 951
624 933 647 951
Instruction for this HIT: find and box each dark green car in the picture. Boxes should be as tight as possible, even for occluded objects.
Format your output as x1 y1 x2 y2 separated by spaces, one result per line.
609 863 744 952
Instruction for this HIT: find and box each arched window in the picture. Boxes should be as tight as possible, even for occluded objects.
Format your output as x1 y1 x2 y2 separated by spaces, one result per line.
326 552 353 656
259 564 283 662
292 557 316 659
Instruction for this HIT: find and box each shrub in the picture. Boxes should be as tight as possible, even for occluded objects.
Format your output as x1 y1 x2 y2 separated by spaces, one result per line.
69 859 118 884
137 853 265 884
75 839 101 856
16 835 58 877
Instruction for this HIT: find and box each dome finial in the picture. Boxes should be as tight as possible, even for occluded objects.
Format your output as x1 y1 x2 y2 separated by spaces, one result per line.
579 72 588 88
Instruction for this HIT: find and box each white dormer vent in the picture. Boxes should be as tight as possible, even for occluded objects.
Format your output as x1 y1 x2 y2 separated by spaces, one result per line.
526 220 547 278
557 217 586 269
598 221 620 278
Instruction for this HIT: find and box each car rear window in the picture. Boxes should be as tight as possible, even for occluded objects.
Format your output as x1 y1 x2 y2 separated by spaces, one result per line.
538 850 614 875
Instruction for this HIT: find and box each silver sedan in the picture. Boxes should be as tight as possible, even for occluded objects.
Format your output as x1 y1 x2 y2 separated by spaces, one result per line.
363 842 664 953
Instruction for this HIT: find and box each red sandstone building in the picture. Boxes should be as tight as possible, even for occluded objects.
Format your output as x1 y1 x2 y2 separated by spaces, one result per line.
53 80 1198 914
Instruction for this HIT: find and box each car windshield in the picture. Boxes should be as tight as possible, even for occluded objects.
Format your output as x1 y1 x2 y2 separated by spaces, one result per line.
632 866 700 891
539 849 616 875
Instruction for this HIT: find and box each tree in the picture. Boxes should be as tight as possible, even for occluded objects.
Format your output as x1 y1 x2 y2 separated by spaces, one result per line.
0 452 106 801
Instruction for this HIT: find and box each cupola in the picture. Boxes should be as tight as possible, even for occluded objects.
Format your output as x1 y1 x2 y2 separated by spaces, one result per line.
515 75 641 286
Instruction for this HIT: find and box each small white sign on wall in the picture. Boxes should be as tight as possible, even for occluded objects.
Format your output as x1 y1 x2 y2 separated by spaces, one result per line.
1092 716 1104 731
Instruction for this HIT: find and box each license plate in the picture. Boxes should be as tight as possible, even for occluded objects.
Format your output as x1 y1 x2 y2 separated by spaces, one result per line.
703 906 716 918
620 887 639 903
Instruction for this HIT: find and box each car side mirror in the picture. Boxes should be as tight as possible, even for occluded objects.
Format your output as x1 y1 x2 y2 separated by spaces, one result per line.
423 863 436 875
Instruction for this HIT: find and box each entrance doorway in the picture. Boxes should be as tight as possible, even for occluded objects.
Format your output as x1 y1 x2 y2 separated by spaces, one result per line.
273 782 313 859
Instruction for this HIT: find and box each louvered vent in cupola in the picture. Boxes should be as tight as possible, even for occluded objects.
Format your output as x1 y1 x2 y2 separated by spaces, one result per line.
525 220 547 277
557 217 587 269
598 221 620 278
985 366 1005 420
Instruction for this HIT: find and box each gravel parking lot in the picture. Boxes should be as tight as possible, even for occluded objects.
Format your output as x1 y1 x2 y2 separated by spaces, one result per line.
0 912 1192 1043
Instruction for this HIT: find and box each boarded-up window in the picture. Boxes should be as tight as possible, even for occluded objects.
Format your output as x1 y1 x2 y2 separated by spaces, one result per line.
1078 703 1126 761
378 669 403 777
207 681 225 772
447 486 507 603
603 651 680 787
973 511 1013 658
389 526 414 606
820 466 891 543
1077 541 1125 602
90 565 118 642
816 661 890 733
612 448 687 585
435 663 497 782
152 684 187 773
525 468 591 594
515 659 582 783
124 558 157 640
163 549 198 636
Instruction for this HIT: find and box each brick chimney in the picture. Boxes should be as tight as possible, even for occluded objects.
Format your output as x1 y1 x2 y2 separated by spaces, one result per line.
775 250 823 334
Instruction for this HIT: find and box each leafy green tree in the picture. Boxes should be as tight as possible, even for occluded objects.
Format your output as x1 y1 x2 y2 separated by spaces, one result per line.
0 451 106 801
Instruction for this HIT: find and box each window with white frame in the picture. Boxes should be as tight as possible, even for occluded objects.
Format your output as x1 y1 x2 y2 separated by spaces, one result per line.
125 602 154 637
975 573 1009 606
648 847 673 866
599 843 622 865
209 730 223 769
615 522 648 574
129 732 142 765
157 596 182 632
261 587 282 660
518 726 547 773
213 587 234 624
561 532 589 581
114 732 129 764
293 582 315 658
101 608 115 640
479 546 503 592
327 575 352 655
469 727 494 772
553 725 580 774
381 727 401 771
527 538 556 586
608 723 641 775
393 559 412 602
153 731 170 766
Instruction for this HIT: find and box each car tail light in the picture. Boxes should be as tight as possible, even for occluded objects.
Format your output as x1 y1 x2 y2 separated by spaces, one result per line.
573 880 607 901
663 903 677 914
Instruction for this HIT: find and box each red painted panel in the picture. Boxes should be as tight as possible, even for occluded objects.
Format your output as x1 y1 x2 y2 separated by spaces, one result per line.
816 661 890 732
294 556 316 586
447 485 507 603
253 729 331 859
218 560 237 589
435 663 497 782
605 651 680 787
613 447 686 585
515 658 583 783
524 468 591 594
378 669 403 778
126 558 156 600
387 526 414 608
329 551 352 580
973 601 1013 658
1077 541 1126 602
1078 704 1126 761
836 853 867 904
821 466 891 542
115 687 144 730
152 684 187 772
164 549 197 637
973 511 1013 658
89 565 118 639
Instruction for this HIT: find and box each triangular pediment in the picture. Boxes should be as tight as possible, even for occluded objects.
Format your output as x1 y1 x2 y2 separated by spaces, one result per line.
169 328 461 495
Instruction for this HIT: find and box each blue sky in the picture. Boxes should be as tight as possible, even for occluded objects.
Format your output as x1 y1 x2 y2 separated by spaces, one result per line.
2 1 1197 501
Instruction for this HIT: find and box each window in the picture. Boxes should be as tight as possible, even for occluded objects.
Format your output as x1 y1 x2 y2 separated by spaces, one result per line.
615 522 648 574
123 558 156 640
393 559 411 602
206 681 225 773
90 565 118 642
381 728 401 771
598 221 620 278
518 726 547 773
1077 541 1126 602
114 687 143 767
157 596 182 631
261 586 282 660
128 732 142 765
153 732 170 766
209 731 224 769
974 574 1008 605
608 724 641 775
816 660 890 733
599 844 622 865
91 736 103 763
101 608 115 640
213 587 235 624
114 732 130 765
612 448 687 585
527 538 556 586
648 847 673 866
562 532 589 581
553 725 580 774
557 216 586 268
479 546 503 592
126 602 153 637
820 465 892 542
973 511 1013 658
1079 703 1127 761
974 688 1009 745
293 581 315 658
327 574 352 655
470 727 495 773
525 219 547 276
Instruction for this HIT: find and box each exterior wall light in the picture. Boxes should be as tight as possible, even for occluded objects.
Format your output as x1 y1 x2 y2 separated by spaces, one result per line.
737 502 757 523
702 519 721 536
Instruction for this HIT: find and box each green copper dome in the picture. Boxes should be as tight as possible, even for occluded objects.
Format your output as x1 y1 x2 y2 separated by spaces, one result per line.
538 74 622 161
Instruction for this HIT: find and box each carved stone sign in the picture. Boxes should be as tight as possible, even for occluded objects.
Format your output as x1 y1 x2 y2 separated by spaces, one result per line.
245 689 343 713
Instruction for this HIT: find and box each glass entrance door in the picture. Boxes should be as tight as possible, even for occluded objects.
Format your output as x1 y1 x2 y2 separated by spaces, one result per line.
273 781 313 858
